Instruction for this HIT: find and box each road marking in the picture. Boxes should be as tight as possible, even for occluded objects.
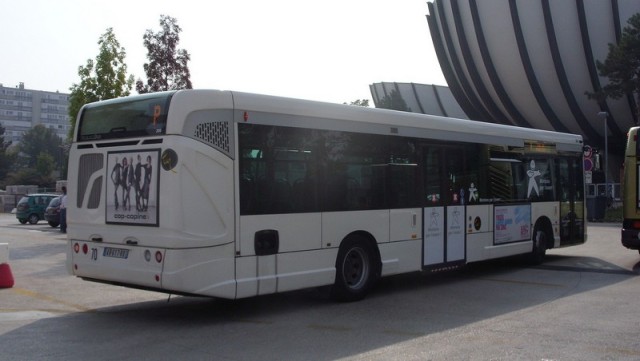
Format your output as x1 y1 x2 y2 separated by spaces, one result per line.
0 310 60 321
9 287 93 312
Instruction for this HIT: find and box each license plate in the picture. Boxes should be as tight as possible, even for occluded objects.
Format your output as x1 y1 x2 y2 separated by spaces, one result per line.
103 247 129 259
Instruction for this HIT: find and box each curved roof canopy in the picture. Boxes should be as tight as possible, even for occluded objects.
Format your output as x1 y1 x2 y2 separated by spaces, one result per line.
423 0 639 151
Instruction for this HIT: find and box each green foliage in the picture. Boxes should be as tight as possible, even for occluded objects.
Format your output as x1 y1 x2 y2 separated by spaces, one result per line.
5 168 42 187
2 124 66 187
36 152 56 178
136 15 193 93
18 125 63 168
4 125 62 188
0 124 15 188
376 89 411 112
588 13 640 116
68 28 135 139
345 99 370 107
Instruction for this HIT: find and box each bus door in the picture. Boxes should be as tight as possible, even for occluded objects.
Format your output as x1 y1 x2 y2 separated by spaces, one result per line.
422 145 466 268
557 157 585 245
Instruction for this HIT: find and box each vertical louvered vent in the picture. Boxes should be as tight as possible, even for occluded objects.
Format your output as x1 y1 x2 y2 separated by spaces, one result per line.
194 122 230 154
77 154 104 209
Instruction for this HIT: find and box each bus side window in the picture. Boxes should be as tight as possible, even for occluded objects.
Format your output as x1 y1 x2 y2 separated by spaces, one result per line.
323 132 387 211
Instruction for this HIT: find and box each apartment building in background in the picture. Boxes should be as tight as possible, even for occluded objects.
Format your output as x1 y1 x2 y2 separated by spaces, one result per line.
0 82 70 145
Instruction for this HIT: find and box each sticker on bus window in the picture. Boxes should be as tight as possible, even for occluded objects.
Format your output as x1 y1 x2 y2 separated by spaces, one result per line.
105 150 160 226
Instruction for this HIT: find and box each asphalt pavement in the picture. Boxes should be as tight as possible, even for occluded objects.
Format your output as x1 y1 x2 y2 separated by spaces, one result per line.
0 213 639 361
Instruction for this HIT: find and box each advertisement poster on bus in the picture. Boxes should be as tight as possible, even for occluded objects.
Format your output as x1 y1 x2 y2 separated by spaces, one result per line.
494 204 531 244
105 150 160 226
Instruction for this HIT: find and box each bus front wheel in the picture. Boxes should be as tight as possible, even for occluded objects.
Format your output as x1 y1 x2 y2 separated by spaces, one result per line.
331 235 379 302
527 226 548 265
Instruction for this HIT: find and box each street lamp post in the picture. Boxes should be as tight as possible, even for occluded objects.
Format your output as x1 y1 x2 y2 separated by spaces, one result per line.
598 111 609 200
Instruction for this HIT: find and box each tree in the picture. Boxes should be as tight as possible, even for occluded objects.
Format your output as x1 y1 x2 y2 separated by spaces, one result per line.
345 99 370 107
68 28 135 139
4 125 61 188
17 125 63 169
588 13 640 117
136 15 193 93
0 124 14 187
376 89 411 112
35 152 56 179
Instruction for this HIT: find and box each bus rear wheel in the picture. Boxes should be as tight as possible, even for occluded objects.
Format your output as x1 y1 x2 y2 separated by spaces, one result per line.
331 235 378 302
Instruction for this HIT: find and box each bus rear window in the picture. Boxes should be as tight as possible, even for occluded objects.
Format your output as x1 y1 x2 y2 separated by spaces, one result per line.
77 93 174 141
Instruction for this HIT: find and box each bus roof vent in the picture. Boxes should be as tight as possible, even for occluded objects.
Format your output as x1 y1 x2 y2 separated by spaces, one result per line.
183 110 234 158
194 121 230 154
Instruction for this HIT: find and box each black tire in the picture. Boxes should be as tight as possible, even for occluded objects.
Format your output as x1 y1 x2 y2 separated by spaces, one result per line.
18 219 27 224
48 221 59 228
527 226 548 265
28 214 39 225
331 235 378 302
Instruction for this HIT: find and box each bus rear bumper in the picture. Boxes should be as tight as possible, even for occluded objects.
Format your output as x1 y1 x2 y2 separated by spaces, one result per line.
621 228 640 250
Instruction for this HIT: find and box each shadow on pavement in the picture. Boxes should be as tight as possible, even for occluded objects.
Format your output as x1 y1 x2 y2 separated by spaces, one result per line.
0 254 636 360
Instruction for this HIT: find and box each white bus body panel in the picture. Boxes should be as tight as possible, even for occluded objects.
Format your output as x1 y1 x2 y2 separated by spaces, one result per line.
67 135 236 296
322 210 390 245
465 204 493 262
68 136 234 249
532 202 561 247
464 202 560 262
162 245 236 297
234 208 423 298
237 213 334 298
385 208 423 275
239 213 322 255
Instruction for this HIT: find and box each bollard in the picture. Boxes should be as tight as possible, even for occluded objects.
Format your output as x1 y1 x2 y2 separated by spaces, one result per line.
0 243 14 288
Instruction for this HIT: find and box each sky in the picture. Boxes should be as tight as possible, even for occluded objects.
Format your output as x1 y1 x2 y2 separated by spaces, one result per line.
1 0 446 105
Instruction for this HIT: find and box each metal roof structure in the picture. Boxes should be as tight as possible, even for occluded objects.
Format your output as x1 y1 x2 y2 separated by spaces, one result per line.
373 0 640 156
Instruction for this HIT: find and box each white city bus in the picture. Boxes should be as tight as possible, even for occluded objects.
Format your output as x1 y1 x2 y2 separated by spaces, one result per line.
66 90 586 301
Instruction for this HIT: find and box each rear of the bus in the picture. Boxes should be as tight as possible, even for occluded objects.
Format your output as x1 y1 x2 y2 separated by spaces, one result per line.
66 90 238 297
621 126 640 252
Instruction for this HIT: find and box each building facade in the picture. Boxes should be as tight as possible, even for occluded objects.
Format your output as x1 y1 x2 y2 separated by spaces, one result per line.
0 82 71 144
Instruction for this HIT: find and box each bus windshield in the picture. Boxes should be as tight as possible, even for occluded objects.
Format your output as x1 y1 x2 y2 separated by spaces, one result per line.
77 92 174 141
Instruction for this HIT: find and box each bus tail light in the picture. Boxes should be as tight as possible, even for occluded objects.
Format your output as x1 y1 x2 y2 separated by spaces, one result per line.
74 243 80 253
82 244 88 254
143 250 163 263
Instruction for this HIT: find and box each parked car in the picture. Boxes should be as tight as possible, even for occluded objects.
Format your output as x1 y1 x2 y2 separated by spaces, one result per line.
15 194 58 225
44 196 62 227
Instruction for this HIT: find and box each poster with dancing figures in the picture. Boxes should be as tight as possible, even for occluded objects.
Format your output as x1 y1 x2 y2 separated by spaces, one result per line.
106 150 160 226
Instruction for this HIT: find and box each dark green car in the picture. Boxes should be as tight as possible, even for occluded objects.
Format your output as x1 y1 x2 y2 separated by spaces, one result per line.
16 194 58 225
